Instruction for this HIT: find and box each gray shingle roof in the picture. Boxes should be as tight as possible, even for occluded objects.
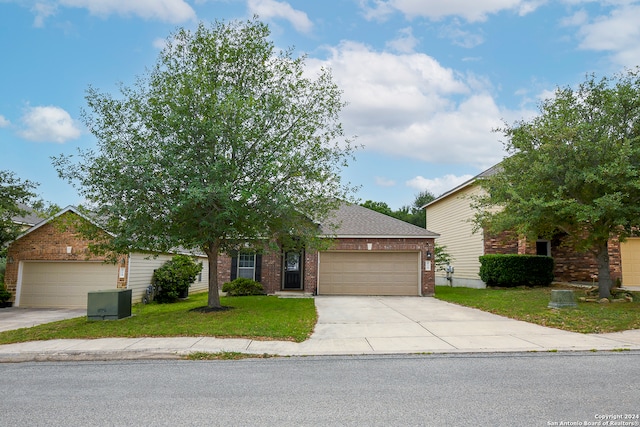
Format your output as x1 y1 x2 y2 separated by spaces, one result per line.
10 203 45 227
321 202 439 238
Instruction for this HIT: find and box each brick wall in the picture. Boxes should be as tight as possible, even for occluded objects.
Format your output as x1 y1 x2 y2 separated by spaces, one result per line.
4 211 128 300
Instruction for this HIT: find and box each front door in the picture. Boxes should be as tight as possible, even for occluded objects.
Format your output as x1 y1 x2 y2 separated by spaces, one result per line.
283 251 303 290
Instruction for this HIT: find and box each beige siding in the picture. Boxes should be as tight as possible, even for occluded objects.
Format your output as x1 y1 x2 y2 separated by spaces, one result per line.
621 238 640 290
128 253 209 303
426 185 485 283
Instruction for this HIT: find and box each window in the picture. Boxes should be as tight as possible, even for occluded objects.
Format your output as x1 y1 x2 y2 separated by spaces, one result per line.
536 240 550 256
238 253 256 280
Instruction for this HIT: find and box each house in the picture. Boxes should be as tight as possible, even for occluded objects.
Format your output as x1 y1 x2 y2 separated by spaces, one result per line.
424 165 638 289
217 202 438 296
4 207 209 309
4 203 439 308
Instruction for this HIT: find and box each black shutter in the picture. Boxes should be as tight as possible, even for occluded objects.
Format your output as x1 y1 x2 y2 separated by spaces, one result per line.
255 254 262 283
230 255 238 281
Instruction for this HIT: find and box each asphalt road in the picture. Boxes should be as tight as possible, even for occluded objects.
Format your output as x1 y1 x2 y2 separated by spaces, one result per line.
2 352 639 426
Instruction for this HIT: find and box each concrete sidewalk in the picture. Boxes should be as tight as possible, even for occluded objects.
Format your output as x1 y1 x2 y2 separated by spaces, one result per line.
1 296 639 362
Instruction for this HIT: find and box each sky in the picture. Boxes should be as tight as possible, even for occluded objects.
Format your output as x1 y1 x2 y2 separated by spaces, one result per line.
1 0 639 210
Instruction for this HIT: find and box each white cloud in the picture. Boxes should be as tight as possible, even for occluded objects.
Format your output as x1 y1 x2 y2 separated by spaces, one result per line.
570 4 640 67
0 115 10 127
31 2 58 27
307 41 518 169
248 0 313 34
58 0 196 23
386 27 419 53
19 106 82 143
375 176 397 187
360 0 543 22
406 174 475 197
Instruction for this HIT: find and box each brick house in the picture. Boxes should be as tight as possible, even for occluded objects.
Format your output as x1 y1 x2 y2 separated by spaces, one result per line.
424 165 631 289
4 207 209 308
5 203 438 308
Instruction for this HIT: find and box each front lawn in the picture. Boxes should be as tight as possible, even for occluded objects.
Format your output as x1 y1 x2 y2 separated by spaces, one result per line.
435 285 640 333
0 293 317 345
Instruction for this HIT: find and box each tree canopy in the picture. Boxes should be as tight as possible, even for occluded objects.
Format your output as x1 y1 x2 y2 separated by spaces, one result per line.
361 189 435 228
54 19 356 308
474 69 640 298
0 170 38 250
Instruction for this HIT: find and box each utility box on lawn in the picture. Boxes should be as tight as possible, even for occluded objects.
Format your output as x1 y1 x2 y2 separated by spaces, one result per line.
87 289 132 320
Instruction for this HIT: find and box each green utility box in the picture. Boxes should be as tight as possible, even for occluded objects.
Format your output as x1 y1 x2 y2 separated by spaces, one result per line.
87 289 132 320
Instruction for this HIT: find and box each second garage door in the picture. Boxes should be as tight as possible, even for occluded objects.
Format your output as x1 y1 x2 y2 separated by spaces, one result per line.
621 238 640 289
318 251 420 296
19 261 119 309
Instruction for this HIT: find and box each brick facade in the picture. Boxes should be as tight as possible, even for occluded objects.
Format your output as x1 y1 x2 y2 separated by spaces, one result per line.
218 237 436 296
4 212 128 301
484 231 622 284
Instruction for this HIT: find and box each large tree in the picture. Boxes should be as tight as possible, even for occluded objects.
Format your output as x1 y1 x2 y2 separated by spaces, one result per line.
54 19 356 309
474 70 640 298
0 170 38 250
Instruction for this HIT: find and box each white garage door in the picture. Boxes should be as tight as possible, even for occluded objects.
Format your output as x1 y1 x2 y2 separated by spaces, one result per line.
318 251 420 296
19 262 119 308
621 238 640 289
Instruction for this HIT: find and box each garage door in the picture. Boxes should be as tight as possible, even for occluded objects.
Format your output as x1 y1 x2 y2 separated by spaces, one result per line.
621 238 640 289
19 262 119 308
318 252 420 296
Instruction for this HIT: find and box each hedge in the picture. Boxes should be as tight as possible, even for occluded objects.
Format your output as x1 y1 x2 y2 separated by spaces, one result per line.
479 254 554 287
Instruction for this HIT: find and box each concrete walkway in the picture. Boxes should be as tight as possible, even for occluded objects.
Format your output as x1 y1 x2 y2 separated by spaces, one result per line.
1 296 640 362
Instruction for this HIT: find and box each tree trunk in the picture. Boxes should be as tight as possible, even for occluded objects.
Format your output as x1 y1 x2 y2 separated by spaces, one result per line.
205 241 222 308
595 241 612 299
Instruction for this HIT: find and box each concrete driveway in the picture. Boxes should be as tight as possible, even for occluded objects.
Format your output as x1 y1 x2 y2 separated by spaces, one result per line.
0 307 86 332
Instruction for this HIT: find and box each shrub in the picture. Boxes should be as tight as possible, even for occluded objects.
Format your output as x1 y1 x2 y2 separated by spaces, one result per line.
0 284 11 303
222 278 265 296
153 255 203 303
479 254 554 287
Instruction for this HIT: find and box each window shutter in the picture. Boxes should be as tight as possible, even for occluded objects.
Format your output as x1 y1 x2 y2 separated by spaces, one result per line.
230 254 238 281
255 254 262 283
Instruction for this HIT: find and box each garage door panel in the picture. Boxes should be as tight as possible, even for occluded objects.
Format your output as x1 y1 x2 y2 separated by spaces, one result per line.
20 262 119 308
318 252 420 296
621 239 640 288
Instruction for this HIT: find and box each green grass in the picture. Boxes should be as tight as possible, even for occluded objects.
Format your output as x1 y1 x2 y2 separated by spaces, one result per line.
0 293 317 345
435 285 640 333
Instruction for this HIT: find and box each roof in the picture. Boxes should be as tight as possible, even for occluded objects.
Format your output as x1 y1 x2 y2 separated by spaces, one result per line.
424 163 501 208
13 205 111 241
321 202 439 238
10 203 45 227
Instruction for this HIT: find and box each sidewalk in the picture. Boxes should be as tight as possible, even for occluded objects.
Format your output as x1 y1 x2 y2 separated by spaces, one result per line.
1 296 639 362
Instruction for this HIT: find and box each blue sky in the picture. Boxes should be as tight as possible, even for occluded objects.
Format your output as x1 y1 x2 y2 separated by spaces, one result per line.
1 0 639 210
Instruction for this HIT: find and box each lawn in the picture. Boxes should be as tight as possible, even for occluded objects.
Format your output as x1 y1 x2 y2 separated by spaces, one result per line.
435 285 640 333
0 293 317 345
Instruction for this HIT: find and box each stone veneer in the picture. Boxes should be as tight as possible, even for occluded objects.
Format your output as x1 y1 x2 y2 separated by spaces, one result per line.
484 231 621 284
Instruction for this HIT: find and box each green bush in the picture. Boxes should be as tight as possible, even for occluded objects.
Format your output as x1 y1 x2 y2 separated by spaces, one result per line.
222 278 265 296
479 254 554 287
0 283 11 303
153 255 203 303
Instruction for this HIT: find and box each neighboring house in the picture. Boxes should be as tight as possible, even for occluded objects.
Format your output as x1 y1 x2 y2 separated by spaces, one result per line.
424 165 632 289
219 202 438 296
4 207 209 309
10 203 45 232
4 203 439 308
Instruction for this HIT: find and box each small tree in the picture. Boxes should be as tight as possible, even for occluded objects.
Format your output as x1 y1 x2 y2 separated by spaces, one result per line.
474 69 640 298
54 18 356 309
0 170 38 249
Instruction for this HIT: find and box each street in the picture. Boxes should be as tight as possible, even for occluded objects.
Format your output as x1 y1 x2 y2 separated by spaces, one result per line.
1 352 639 426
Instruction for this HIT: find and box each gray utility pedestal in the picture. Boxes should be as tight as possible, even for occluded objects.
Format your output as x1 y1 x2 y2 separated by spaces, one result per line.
87 289 132 320
548 289 577 309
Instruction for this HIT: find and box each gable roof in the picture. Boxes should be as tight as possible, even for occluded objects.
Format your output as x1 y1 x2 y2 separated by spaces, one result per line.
321 202 439 238
14 205 111 241
10 203 45 227
424 163 501 208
